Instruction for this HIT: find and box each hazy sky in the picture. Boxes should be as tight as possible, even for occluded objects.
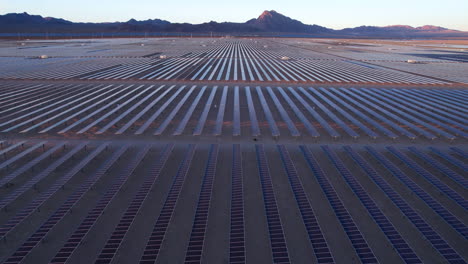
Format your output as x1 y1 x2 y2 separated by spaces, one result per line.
1 0 467 30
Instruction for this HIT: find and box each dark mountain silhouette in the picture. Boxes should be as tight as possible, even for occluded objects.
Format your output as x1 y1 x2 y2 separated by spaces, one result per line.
338 24 462 38
0 12 73 25
246 10 331 33
0 11 466 38
126 18 170 26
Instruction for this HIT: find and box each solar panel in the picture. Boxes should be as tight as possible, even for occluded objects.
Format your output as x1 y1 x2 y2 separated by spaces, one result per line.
386 146 467 210
266 87 300 137
184 144 218 263
321 145 422 264
298 146 378 263
366 146 468 239
255 144 290 263
213 86 228 136
256 87 280 137
408 147 467 189
154 85 197 135
229 144 245 264
344 146 466 263
139 144 196 263
301 87 358 138
94 144 173 264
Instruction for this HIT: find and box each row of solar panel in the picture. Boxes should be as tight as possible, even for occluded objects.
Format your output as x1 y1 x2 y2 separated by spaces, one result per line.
0 41 448 84
0 84 466 140
0 141 465 263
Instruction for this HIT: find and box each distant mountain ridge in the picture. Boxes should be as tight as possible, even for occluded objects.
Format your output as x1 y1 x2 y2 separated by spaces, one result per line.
0 10 466 38
246 10 331 33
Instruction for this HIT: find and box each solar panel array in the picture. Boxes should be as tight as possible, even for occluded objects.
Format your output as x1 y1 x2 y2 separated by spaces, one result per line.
0 141 466 263
0 83 466 141
0 40 454 84
0 37 466 264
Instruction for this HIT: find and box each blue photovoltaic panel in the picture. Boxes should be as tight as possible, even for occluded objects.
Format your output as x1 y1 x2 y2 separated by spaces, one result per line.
407 147 468 189
429 147 468 171
94 144 173 264
0 142 90 240
296 145 376 263
366 146 468 239
344 146 466 264
184 144 219 263
386 146 467 210
139 144 196 264
321 145 422 264
255 145 290 263
229 144 246 264
6 144 144 264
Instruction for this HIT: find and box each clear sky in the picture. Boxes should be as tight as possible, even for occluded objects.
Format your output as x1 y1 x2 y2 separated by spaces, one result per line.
1 0 467 31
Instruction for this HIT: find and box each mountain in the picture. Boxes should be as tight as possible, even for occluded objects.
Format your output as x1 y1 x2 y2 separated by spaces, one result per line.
126 18 170 27
0 11 466 38
338 24 461 38
246 10 331 34
0 12 72 25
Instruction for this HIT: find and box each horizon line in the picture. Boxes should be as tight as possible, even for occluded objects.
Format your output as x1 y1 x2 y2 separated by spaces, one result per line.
2 11 466 32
